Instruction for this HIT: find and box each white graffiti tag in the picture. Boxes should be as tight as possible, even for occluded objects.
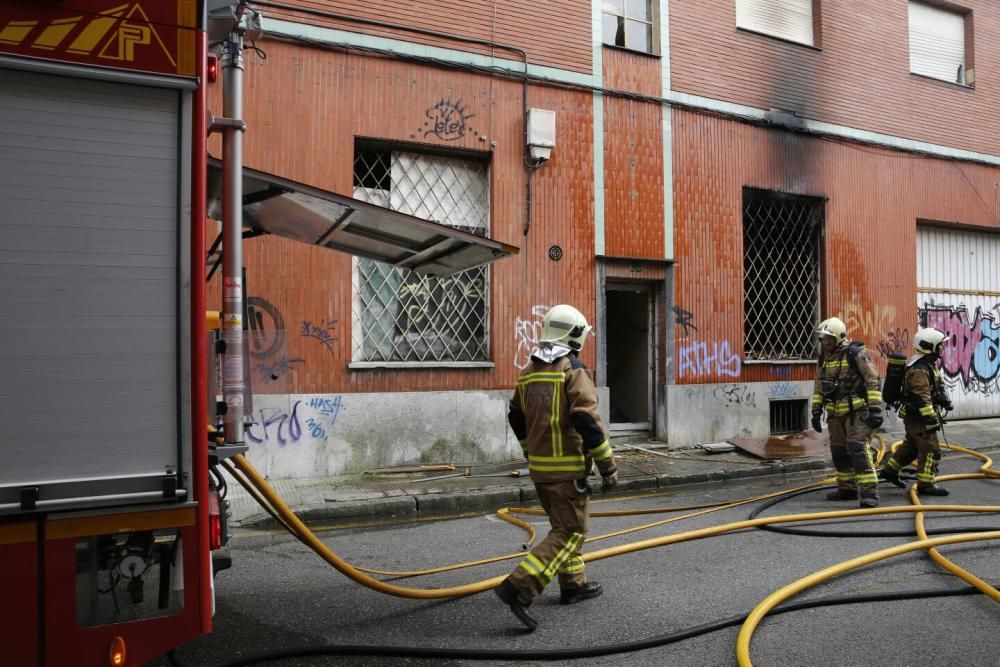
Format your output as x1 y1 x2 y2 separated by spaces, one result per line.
514 305 549 370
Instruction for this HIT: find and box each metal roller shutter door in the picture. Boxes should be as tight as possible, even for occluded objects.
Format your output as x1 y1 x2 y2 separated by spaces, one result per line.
0 67 181 500
917 225 1000 418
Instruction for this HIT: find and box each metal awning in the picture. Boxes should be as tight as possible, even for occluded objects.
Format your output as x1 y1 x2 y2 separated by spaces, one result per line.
207 158 518 276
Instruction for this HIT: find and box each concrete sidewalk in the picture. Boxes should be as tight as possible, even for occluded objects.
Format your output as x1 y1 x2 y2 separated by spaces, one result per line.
222 417 1000 534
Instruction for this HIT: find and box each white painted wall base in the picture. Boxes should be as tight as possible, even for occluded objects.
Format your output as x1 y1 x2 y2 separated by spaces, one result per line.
664 381 816 446
243 388 610 479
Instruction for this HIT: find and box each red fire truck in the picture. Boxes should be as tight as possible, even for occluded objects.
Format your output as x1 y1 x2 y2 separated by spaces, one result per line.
0 2 515 665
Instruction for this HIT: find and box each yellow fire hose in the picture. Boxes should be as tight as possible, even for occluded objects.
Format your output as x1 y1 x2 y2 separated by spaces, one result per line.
735 531 1000 666
222 435 998 666
228 451 1000 601
735 441 1000 666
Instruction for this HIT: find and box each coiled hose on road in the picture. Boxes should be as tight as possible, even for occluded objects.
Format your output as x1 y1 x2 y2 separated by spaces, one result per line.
170 441 1000 666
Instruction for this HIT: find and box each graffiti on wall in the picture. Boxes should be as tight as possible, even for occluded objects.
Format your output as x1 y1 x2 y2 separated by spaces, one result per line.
301 318 338 356
514 305 549 369
246 396 346 446
877 328 910 359
246 401 303 446
671 305 698 337
921 304 1000 395
713 383 756 406
770 382 797 399
678 340 741 378
254 356 305 382
840 303 896 341
246 296 285 360
420 98 476 142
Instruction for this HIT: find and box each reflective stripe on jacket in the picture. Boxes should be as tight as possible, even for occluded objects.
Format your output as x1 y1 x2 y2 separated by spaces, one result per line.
508 354 615 483
898 357 942 428
811 344 883 417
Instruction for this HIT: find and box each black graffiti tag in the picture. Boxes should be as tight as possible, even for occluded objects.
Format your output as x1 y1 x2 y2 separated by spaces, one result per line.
672 306 698 336
246 296 286 361
421 98 475 141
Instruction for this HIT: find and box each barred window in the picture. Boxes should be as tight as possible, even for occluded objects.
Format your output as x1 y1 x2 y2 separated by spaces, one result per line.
743 188 823 361
352 146 490 363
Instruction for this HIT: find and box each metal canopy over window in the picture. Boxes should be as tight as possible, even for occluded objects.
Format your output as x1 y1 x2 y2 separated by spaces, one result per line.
206 158 517 276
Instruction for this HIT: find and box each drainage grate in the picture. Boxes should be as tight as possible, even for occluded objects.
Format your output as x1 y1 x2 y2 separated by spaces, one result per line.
770 399 808 435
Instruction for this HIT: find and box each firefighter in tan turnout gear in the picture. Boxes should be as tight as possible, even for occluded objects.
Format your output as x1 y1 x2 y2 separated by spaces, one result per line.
811 317 883 508
880 327 953 496
495 304 617 631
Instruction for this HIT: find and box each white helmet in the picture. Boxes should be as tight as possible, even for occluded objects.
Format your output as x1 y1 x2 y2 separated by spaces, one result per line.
914 327 949 355
539 304 591 352
816 316 848 345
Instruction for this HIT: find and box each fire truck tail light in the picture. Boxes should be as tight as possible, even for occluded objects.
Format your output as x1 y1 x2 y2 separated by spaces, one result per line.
207 53 218 83
109 636 126 666
209 491 222 550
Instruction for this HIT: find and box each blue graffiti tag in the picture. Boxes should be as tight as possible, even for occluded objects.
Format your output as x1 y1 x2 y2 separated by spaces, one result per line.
246 401 302 446
307 396 344 428
770 382 797 399
301 319 338 356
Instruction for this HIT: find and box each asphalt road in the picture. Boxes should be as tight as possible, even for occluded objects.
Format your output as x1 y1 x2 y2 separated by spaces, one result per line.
155 455 1000 667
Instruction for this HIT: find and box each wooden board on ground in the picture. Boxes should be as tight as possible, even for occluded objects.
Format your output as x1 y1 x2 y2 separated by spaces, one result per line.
728 430 830 459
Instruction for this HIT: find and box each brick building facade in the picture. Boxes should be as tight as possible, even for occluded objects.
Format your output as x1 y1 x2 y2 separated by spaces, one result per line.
213 1 1000 478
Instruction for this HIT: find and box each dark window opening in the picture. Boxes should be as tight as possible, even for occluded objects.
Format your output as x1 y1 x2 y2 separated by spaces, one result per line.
770 398 808 435
743 187 823 361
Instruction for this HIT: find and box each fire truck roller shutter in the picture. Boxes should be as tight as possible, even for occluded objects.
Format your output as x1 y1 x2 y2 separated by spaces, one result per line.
0 66 189 513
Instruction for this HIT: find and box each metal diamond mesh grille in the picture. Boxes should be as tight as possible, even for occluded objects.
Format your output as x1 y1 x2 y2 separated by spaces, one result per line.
743 188 823 361
352 148 490 362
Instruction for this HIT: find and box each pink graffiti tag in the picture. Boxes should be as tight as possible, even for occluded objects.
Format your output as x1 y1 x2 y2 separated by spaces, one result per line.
923 305 1000 389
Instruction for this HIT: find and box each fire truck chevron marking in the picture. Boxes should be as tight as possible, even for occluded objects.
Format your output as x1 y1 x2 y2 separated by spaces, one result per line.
65 4 128 55
0 20 35 46
0 2 175 67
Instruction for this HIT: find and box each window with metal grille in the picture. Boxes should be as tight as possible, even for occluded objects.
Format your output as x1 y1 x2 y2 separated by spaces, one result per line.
770 399 808 435
351 145 490 363
743 188 823 361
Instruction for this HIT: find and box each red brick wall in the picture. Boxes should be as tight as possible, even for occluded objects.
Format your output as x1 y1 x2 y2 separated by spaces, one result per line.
207 40 597 394
601 48 666 259
262 0 592 74
673 108 1000 385
670 0 1000 155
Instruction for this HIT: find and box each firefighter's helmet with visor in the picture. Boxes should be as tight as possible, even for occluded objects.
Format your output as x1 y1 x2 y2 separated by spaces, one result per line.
914 327 949 355
540 304 591 352
815 316 848 346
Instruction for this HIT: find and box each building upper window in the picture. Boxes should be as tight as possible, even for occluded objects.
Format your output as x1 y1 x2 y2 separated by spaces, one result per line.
736 0 816 47
602 0 654 54
908 2 971 86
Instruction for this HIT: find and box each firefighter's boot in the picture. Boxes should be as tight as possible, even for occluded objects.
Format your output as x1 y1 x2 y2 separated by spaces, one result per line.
859 491 879 508
494 578 538 632
826 488 858 501
880 466 906 488
560 581 603 605
917 484 950 496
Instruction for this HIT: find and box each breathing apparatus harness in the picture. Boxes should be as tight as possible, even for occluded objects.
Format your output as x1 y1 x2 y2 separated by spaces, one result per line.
817 340 870 422
903 354 953 429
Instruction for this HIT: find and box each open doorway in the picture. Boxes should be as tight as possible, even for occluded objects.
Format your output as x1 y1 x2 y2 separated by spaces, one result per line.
605 283 653 432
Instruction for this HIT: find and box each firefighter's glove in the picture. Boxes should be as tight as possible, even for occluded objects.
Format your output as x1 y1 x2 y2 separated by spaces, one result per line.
600 470 618 493
939 398 954 413
865 409 883 430
811 411 823 434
